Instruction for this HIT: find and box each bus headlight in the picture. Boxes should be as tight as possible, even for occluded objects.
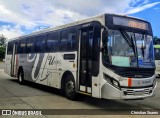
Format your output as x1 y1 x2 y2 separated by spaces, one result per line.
103 73 121 90
113 80 119 87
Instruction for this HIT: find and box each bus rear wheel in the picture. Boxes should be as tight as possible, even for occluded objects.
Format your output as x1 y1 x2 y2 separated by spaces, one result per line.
18 70 25 85
65 75 76 100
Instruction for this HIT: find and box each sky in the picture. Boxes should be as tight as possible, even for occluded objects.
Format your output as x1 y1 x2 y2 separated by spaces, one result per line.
0 0 159 40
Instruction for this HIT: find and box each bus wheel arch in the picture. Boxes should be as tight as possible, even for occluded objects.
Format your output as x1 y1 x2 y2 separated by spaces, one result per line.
61 71 76 100
17 66 25 85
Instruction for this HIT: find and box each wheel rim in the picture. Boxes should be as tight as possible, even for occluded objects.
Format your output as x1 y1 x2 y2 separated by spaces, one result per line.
66 81 74 96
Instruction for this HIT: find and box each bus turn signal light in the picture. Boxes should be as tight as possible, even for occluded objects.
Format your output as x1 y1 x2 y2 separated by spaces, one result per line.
128 78 132 87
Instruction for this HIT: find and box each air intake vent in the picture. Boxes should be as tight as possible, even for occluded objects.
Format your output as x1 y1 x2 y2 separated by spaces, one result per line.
123 88 152 96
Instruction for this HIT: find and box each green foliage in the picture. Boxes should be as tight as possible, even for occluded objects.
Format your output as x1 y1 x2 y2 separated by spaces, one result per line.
153 36 160 45
0 46 5 60
153 36 158 40
0 35 7 60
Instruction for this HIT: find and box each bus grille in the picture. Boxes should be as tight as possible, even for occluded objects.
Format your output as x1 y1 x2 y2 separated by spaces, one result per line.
117 70 154 78
123 89 152 95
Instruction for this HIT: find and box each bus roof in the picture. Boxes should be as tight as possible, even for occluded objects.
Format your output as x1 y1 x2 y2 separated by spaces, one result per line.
154 45 160 48
7 13 149 41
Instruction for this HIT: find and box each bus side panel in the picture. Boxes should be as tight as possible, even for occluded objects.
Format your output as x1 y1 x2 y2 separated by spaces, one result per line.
30 53 47 85
18 54 28 80
18 53 60 87
19 53 47 84
44 53 60 88
24 53 36 83
31 52 59 87
57 52 77 88
4 54 12 76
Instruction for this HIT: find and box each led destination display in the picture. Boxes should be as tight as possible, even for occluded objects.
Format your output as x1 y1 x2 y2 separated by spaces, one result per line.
113 16 149 30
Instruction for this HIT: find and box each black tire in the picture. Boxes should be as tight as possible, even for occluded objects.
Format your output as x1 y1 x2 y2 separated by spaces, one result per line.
18 70 25 85
64 75 76 100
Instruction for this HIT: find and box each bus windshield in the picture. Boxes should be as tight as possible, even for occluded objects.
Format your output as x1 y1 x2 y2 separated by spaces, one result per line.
103 29 154 68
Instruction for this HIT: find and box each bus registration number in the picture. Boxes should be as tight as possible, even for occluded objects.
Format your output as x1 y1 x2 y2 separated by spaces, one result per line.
134 90 144 95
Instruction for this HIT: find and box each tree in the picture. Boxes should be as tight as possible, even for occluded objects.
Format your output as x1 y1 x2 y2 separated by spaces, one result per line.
0 35 7 60
153 36 160 45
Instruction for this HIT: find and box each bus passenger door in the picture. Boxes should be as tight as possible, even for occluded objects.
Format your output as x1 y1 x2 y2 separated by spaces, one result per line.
79 28 94 94
11 43 18 77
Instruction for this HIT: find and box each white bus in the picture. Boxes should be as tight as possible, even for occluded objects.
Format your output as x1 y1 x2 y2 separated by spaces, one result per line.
5 14 156 100
154 45 160 77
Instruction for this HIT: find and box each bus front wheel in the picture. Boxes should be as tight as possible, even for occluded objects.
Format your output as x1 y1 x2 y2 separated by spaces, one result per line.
18 70 25 85
65 75 76 100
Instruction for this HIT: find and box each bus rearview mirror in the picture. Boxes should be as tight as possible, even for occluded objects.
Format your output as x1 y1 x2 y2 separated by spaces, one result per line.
102 29 108 42
142 40 146 49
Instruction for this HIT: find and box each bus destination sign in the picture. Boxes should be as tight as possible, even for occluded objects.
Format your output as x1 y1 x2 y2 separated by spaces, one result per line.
128 21 146 30
113 16 149 30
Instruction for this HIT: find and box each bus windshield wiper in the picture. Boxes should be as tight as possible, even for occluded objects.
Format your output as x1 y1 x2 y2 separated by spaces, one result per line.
119 29 136 55
141 35 145 58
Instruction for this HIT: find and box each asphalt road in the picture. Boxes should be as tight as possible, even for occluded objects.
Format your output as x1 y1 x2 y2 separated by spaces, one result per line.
0 62 160 118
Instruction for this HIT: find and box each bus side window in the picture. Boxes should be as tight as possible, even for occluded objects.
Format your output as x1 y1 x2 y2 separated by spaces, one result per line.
7 42 13 55
46 32 59 52
68 28 76 50
19 39 26 53
60 28 76 51
60 30 68 51
26 37 35 53
35 35 46 53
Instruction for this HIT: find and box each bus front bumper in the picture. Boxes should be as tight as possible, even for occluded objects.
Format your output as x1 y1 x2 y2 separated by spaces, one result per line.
101 82 157 100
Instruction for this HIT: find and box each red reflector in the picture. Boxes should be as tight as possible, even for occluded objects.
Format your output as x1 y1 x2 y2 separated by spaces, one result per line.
128 78 132 87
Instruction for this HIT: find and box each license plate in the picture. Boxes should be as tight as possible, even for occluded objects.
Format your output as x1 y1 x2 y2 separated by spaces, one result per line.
134 91 144 95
